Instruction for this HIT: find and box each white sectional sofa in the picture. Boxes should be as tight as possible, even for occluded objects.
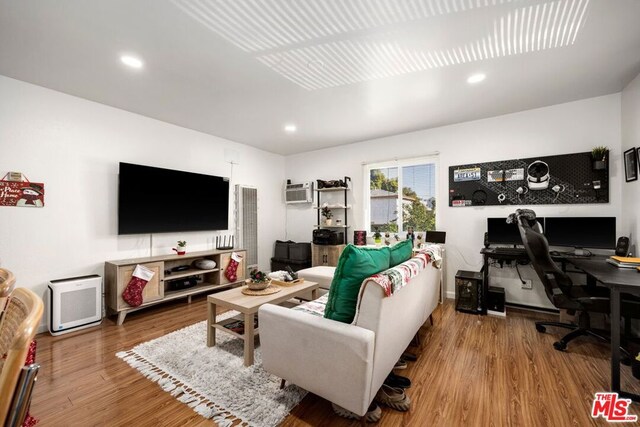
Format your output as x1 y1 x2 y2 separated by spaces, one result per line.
259 258 441 417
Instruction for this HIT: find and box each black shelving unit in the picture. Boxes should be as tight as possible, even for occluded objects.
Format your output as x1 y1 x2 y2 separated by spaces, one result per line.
315 176 351 244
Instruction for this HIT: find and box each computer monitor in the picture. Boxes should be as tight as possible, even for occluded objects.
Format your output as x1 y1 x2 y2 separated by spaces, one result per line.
426 231 446 244
487 217 544 245
544 217 616 249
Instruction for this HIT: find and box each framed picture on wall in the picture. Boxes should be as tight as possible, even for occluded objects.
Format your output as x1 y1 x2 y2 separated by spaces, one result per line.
624 148 638 182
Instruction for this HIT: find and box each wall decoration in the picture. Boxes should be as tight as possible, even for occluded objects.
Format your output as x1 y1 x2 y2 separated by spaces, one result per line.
449 151 608 206
624 148 638 182
0 173 45 207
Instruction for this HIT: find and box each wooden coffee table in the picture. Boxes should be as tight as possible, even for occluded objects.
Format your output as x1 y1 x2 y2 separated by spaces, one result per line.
207 280 320 366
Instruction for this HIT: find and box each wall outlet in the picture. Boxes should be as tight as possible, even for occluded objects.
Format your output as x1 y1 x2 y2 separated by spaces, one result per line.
521 279 533 290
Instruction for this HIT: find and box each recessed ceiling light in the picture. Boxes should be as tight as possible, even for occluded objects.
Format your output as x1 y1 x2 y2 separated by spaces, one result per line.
467 73 486 84
284 124 297 133
120 55 144 69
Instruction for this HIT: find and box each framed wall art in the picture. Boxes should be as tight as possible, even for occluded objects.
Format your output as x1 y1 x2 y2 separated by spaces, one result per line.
624 148 638 182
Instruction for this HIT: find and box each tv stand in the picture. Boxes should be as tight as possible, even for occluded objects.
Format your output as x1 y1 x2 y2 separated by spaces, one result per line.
105 249 246 325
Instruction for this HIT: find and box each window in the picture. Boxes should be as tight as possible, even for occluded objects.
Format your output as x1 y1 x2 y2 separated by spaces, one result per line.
365 157 437 234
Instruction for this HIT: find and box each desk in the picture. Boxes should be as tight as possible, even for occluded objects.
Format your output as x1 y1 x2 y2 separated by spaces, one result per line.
566 257 640 402
480 248 602 313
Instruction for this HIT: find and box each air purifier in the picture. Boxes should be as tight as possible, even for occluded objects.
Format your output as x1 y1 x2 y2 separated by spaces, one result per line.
48 275 103 336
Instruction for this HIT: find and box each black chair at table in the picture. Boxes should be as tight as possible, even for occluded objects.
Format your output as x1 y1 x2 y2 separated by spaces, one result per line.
509 209 640 352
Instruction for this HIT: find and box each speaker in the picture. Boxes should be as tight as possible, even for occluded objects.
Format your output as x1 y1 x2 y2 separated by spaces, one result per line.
615 237 630 257
48 275 103 336
484 232 490 248
487 286 505 313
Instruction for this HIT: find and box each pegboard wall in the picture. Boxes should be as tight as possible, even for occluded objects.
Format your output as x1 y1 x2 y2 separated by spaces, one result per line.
448 151 609 207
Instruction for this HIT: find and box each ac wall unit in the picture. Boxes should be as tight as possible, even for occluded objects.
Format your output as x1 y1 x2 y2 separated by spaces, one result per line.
48 275 103 336
285 181 313 204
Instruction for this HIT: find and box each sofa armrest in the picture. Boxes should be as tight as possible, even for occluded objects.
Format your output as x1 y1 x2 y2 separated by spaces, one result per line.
258 304 375 416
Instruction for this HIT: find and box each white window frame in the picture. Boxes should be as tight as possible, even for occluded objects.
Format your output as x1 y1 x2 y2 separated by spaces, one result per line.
363 156 439 234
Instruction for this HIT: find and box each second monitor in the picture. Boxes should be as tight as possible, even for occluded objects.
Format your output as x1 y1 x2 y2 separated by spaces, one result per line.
487 217 545 245
544 217 616 249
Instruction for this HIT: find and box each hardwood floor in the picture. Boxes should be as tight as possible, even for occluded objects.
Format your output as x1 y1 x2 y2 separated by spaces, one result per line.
31 297 638 426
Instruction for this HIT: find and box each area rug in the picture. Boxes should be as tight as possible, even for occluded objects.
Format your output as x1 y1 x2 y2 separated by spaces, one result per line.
116 311 307 427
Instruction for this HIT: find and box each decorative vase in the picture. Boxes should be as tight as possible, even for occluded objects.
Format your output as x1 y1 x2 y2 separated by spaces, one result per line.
593 160 606 170
246 279 270 291
325 218 333 226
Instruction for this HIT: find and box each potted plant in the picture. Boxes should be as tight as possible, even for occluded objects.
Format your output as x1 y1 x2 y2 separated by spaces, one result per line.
246 268 271 291
173 240 187 255
373 227 382 245
592 146 608 170
633 352 640 380
321 206 333 226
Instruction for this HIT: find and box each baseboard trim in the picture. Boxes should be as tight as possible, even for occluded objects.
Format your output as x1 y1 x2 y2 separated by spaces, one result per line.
505 302 559 314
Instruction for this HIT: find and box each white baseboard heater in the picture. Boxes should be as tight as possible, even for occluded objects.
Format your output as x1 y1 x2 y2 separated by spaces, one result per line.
48 275 103 336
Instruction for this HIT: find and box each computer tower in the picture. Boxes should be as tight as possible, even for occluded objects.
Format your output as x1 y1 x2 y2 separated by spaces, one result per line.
487 286 505 313
455 270 483 314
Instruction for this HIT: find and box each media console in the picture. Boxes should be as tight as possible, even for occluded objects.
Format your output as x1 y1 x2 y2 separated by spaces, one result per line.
105 249 246 325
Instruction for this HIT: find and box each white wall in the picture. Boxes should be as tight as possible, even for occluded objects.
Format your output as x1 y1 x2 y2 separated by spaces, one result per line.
285 94 623 308
0 76 286 314
621 72 640 253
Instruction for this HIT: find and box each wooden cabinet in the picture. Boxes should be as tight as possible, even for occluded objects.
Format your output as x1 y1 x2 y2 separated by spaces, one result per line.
312 244 345 267
218 252 246 285
116 262 164 310
105 249 246 325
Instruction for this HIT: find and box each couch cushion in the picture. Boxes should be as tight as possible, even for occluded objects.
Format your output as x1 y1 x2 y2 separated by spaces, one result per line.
297 266 336 290
389 240 413 267
323 244 390 323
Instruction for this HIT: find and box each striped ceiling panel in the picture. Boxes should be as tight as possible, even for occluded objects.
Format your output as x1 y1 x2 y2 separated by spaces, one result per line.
173 0 590 90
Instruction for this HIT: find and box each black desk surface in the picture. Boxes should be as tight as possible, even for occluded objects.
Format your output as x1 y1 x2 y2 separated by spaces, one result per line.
567 257 640 291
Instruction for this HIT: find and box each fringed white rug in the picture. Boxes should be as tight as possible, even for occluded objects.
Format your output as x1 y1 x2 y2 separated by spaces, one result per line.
116 311 307 427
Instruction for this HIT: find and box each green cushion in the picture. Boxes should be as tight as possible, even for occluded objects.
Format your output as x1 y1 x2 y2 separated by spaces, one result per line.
323 244 391 323
389 240 413 267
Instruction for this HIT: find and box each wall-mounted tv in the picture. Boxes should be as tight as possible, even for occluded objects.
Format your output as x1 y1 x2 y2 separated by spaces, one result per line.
118 162 229 235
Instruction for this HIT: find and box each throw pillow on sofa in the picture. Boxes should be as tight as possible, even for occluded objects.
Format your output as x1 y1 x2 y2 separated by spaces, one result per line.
324 244 391 323
389 239 413 267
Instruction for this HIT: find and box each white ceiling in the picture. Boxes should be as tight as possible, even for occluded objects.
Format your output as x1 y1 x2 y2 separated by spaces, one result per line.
1 0 639 155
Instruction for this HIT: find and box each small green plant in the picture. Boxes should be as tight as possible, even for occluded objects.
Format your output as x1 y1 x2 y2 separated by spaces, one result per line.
591 146 608 161
373 227 382 240
177 240 186 247
321 206 333 219
249 269 269 283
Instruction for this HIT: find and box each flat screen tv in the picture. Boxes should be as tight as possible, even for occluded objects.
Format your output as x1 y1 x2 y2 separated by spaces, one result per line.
118 162 229 235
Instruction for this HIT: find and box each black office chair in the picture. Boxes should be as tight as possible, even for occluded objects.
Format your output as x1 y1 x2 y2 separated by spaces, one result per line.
509 209 640 352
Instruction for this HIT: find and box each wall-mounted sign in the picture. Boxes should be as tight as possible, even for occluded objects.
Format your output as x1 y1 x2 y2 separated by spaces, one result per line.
0 178 45 207
487 168 524 182
453 167 481 182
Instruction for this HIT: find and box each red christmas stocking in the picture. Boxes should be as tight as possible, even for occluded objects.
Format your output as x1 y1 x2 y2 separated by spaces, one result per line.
225 252 243 282
122 264 155 307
